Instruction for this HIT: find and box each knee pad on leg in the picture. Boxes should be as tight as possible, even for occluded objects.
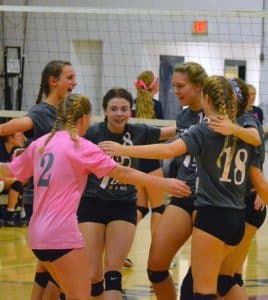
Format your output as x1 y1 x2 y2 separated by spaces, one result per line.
59 293 66 300
104 271 122 291
151 204 165 215
91 280 104 296
180 267 193 300
47 272 60 288
137 206 149 218
11 181 24 193
34 271 50 288
193 293 216 300
217 274 236 297
234 273 244 286
147 269 169 283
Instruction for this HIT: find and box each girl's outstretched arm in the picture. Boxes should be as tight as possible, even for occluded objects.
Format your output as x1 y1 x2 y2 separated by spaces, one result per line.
99 138 187 160
159 126 176 140
0 117 33 136
0 163 13 179
107 164 191 198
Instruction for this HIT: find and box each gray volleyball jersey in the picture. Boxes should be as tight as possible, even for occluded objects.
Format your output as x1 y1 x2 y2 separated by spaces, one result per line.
25 102 57 143
82 122 160 203
238 112 265 194
170 108 204 193
181 121 259 209
238 112 265 166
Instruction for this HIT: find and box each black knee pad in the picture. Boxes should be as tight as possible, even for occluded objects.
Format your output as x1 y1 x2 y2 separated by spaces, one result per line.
151 204 165 215
137 206 149 218
46 272 60 288
104 271 122 291
91 280 104 296
11 181 23 193
34 271 50 288
193 293 216 300
59 293 66 300
147 269 169 283
180 267 193 300
217 274 236 297
234 273 244 286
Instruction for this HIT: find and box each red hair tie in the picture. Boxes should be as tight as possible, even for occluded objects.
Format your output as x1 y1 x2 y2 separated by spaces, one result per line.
135 80 148 90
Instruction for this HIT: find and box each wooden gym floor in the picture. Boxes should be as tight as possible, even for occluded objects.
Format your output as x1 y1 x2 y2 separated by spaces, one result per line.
0 212 268 300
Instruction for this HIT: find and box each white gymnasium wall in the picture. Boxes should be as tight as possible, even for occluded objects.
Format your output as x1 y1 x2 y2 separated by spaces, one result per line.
1 0 268 118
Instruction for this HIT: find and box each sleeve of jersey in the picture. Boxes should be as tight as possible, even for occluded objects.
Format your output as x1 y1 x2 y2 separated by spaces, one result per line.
83 123 99 144
8 144 34 182
25 106 44 138
240 113 258 128
180 124 205 156
249 146 262 169
81 141 117 178
143 124 161 144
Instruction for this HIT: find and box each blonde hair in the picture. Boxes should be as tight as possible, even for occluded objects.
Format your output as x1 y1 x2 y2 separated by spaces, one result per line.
174 62 208 86
39 94 92 153
202 76 237 168
135 70 157 119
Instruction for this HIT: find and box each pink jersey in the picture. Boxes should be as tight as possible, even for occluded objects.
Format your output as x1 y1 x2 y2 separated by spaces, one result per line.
9 131 116 250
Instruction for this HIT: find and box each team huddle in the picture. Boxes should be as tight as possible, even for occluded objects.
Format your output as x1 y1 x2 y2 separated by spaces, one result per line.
0 60 267 300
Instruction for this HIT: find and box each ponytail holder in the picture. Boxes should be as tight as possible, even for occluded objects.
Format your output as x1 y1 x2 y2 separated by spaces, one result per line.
135 80 148 90
229 78 243 104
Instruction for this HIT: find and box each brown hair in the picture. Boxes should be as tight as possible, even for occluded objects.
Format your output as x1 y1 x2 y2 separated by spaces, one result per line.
36 60 72 104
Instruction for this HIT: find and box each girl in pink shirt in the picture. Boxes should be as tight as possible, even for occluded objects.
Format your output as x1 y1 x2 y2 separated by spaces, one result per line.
0 93 187 300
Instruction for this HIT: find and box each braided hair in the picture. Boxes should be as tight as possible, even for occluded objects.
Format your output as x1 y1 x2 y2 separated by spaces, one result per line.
202 76 237 169
39 94 92 153
36 60 72 104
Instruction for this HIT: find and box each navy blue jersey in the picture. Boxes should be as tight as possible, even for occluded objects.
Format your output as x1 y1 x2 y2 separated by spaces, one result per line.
82 121 161 203
181 121 259 210
153 99 164 119
0 140 11 163
25 102 57 143
251 105 264 125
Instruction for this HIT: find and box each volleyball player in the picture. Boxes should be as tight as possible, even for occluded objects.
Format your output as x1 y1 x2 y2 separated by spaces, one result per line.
0 60 77 300
178 77 266 300
207 78 266 300
77 87 190 300
0 132 25 226
133 70 165 234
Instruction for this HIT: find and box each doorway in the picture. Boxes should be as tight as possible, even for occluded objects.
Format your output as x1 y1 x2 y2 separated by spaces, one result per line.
159 55 184 120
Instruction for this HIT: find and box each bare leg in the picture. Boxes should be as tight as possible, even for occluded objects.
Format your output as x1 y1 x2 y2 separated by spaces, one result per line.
104 220 136 300
148 205 193 300
43 248 91 300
